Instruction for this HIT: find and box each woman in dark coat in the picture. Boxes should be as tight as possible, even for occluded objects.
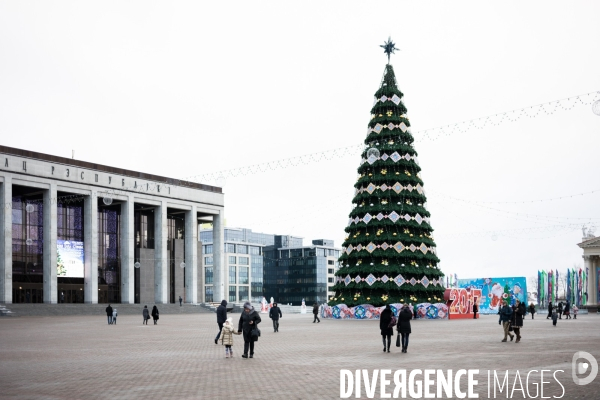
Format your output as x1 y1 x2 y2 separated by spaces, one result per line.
510 300 524 343
396 304 412 353
151 305 159 325
238 301 261 358
528 303 535 319
142 305 150 325
379 305 394 353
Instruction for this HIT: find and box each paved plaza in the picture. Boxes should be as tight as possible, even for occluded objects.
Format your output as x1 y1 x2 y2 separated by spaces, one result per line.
0 311 599 399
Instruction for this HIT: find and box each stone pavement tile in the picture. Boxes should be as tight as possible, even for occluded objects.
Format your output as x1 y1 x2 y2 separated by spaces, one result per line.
0 313 599 399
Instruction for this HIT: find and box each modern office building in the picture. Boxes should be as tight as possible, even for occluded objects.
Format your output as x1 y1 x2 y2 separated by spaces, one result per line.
0 145 226 304
199 227 341 305
199 227 274 303
264 238 340 305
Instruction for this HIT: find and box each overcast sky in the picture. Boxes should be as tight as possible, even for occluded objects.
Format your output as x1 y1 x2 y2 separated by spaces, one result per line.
1 1 599 282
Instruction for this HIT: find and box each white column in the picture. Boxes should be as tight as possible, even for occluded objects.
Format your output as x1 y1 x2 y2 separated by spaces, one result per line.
0 177 12 303
120 195 134 304
43 183 57 304
213 210 225 302
185 205 197 304
154 201 168 304
83 190 98 303
586 255 597 306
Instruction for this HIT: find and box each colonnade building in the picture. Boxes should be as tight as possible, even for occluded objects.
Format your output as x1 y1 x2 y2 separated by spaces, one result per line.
0 145 226 304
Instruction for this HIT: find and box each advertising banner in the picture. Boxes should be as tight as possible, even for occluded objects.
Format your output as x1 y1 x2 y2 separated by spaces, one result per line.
57 240 84 278
457 277 527 314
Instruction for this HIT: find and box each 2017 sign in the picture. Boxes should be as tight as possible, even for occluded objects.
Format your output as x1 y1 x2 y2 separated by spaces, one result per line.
444 288 482 319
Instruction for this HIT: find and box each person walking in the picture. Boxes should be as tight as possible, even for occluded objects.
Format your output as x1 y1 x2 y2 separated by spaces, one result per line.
151 305 159 325
528 303 536 319
112 308 118 325
499 301 514 342
511 300 524 343
269 302 282 332
215 300 227 344
472 302 478 319
312 302 320 323
551 307 558 326
380 305 395 353
142 305 150 325
563 301 571 319
546 302 553 319
557 301 563 319
105 304 113 325
238 302 261 359
396 304 412 353
179 296 183 307
220 317 237 358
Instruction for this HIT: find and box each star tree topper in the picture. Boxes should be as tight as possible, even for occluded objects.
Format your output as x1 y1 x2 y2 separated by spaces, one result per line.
380 37 399 63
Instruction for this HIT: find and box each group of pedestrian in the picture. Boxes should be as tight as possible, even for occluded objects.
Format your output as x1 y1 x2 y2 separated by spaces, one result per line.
546 300 578 326
142 305 159 325
379 304 412 353
215 300 262 359
499 299 525 343
105 304 117 325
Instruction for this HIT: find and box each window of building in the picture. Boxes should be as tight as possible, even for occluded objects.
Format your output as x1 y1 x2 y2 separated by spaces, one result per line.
291 249 303 258
228 256 236 264
237 245 248 254
229 285 236 302
327 260 334 265
239 257 249 265
203 244 213 254
205 256 213 265
328 277 334 283
226 243 236 253
229 266 236 284
316 248 325 257
205 267 213 284
249 246 260 255
205 286 213 303
280 250 289 259
238 285 249 301
328 268 334 274
239 266 249 284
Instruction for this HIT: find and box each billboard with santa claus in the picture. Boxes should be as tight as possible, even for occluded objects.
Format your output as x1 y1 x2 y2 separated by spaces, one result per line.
457 277 527 314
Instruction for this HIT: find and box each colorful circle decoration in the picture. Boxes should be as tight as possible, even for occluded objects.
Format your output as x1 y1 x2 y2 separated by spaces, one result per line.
426 305 439 319
354 305 367 319
437 304 448 319
332 306 342 319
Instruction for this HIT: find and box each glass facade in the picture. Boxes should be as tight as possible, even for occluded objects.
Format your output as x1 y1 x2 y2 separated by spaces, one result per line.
238 285 249 301
228 285 236 302
11 193 44 303
239 266 249 284
205 285 213 303
205 267 213 284
97 206 120 303
229 266 236 284
263 236 339 305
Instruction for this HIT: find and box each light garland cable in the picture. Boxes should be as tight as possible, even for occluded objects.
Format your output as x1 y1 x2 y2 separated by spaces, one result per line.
183 90 600 183
2 92 598 209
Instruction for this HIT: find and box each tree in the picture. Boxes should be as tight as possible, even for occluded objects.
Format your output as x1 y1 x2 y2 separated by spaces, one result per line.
330 61 444 307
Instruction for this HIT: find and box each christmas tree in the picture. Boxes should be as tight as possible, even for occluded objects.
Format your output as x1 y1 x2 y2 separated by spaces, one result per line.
330 39 445 307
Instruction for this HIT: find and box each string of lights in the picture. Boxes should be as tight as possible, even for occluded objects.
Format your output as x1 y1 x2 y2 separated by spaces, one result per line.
183 90 600 184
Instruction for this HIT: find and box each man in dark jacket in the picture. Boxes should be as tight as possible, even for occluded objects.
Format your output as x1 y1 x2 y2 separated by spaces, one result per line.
215 300 227 344
312 302 320 323
269 302 282 332
105 304 113 325
499 301 514 342
546 302 553 319
557 301 563 319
